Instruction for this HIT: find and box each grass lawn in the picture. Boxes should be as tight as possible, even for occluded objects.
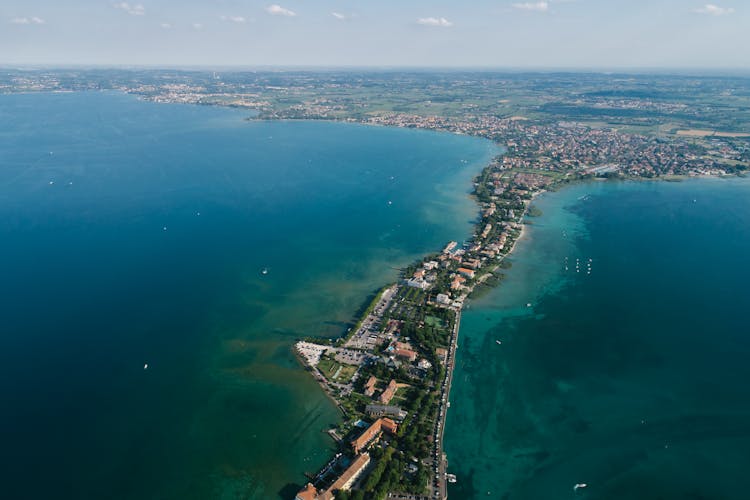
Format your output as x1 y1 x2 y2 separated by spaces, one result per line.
318 357 357 383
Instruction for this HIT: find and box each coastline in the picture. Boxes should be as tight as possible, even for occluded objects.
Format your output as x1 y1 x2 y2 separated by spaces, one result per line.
292 137 547 499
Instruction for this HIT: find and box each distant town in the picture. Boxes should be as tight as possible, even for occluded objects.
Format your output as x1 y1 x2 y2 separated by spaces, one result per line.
4 68 748 499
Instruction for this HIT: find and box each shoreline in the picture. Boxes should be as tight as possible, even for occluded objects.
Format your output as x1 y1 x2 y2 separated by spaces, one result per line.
292 137 549 499
291 153 739 499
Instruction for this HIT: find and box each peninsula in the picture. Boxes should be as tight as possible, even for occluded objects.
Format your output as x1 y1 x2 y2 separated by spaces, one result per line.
3 69 748 499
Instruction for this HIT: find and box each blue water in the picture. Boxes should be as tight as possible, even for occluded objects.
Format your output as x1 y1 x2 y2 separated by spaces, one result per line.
446 179 750 499
0 92 498 499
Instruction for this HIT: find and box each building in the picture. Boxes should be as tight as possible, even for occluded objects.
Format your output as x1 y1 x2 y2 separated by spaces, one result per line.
327 452 371 494
462 258 481 270
405 278 430 290
443 241 458 254
297 453 372 500
417 358 432 370
378 379 398 404
451 276 466 290
365 404 407 420
457 268 476 279
380 417 398 435
295 483 319 500
351 418 398 454
394 349 417 363
395 341 412 351
423 260 439 271
436 348 448 364
363 376 377 397
436 293 451 306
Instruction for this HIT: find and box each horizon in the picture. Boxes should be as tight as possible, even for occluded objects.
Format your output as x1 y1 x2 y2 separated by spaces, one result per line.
3 64 750 78
2 1 747 69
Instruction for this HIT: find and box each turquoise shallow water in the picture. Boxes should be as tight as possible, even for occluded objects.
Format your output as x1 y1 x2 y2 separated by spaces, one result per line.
0 92 497 499
446 178 750 500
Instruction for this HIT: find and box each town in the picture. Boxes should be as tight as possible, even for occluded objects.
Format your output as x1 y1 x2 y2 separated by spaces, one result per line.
292 165 529 499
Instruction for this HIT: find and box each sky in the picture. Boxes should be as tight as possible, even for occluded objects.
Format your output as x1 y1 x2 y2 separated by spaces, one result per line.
1 0 748 69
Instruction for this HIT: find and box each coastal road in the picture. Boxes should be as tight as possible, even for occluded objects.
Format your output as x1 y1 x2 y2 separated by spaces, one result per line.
433 309 461 499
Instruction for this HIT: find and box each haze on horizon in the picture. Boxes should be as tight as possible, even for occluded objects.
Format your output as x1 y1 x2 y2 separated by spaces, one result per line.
1 0 747 70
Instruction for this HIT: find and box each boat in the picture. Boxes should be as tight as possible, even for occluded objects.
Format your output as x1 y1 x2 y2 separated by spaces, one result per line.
144 363 148 370
261 267 269 275
573 483 587 491
495 340 502 345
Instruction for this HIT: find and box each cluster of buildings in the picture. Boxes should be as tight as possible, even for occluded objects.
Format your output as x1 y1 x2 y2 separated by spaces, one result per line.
295 453 371 500
295 417 399 500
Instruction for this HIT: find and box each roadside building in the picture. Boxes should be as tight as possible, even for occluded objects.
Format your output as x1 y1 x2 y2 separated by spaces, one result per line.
436 348 448 364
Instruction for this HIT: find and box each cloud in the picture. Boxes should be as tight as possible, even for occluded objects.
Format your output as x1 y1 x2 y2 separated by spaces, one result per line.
10 16 46 25
512 1 550 12
331 12 346 20
160 23 171 29
114 2 145 16
192 23 203 30
266 5 296 17
693 4 734 15
416 17 453 27
220 15 246 23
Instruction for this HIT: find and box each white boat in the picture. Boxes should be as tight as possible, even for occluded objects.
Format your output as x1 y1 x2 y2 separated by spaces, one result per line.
495 340 502 345
261 267 269 275
573 483 587 491
144 363 148 370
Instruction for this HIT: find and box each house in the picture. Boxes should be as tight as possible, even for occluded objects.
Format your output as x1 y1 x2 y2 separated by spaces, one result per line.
378 379 398 404
457 268 476 279
451 276 466 290
394 349 417 363
395 341 412 351
405 278 430 290
363 376 377 397
417 358 432 370
423 260 439 271
436 293 451 306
